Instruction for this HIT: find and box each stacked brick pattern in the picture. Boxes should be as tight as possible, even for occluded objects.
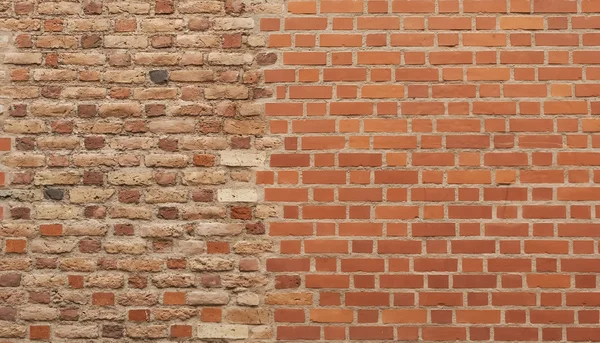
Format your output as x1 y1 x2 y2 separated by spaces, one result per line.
0 0 278 341
3 0 600 342
261 0 600 342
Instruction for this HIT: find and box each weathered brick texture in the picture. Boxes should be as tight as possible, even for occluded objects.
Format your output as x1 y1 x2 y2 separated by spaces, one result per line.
2 0 600 342
0 0 277 341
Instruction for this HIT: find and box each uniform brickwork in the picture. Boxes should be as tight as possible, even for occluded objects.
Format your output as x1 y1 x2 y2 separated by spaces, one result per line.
2 0 600 342
261 0 600 342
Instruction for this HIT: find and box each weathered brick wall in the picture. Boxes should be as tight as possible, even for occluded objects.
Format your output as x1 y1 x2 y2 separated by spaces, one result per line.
2 0 600 342
0 0 278 340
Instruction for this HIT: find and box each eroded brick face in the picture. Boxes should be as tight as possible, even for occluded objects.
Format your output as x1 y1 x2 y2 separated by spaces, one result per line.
0 0 276 341
2 0 600 342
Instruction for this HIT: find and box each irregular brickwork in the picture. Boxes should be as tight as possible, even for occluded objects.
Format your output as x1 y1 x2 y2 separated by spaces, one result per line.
261 0 600 342
0 0 279 341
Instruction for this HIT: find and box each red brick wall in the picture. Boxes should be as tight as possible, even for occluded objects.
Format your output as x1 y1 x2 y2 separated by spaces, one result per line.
262 0 600 342
2 0 600 342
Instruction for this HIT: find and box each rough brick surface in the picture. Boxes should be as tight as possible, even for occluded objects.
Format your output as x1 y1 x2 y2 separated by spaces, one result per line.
0 0 276 341
2 0 600 342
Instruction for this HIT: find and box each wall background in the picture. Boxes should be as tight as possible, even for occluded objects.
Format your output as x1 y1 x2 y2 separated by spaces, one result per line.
0 0 276 340
2 0 600 342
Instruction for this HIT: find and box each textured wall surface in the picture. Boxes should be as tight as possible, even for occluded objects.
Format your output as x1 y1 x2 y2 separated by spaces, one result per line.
2 0 600 342
262 0 600 342
0 0 277 341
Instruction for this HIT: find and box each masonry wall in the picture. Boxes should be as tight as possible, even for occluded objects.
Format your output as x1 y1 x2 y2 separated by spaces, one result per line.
0 0 276 340
2 0 600 342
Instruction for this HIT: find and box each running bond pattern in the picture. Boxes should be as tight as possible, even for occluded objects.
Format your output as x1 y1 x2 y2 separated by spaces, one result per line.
0 0 277 341
261 0 600 342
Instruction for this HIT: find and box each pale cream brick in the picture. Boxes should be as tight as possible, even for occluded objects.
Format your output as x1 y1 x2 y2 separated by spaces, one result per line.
108 170 154 185
109 137 155 150
205 85 249 99
181 205 227 220
80 309 125 321
19 306 60 321
141 19 185 32
55 325 99 339
60 53 106 65
125 325 167 339
237 292 260 306
3 120 46 134
29 102 76 117
106 2 151 14
133 52 180 65
38 2 80 14
148 120 196 133
72 154 118 167
194 223 244 236
104 36 148 48
224 119 265 135
182 170 227 185
104 70 146 83
32 69 77 81
217 189 258 202
3 53 42 64
169 104 214 116
176 34 220 48
233 241 273 254
69 187 115 203
35 205 80 220
139 224 186 238
109 206 153 220
85 273 125 289
152 274 196 288
1 154 45 167
175 240 206 255
180 137 228 150
22 274 66 288
239 102 264 116
68 19 111 31
178 1 223 13
145 188 189 203
190 257 234 271
36 137 80 150
220 151 266 167
208 52 253 65
212 18 255 30
187 291 229 305
30 239 77 254
145 154 188 168
169 70 214 82
0 325 26 338
104 240 147 255
63 224 109 236
62 87 107 99
197 324 248 339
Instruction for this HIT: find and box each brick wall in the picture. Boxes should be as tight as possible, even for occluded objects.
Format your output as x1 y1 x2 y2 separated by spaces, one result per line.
2 0 600 342
262 0 600 342
0 0 276 340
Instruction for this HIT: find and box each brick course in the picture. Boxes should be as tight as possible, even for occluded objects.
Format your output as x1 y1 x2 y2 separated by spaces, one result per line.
2 0 600 342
